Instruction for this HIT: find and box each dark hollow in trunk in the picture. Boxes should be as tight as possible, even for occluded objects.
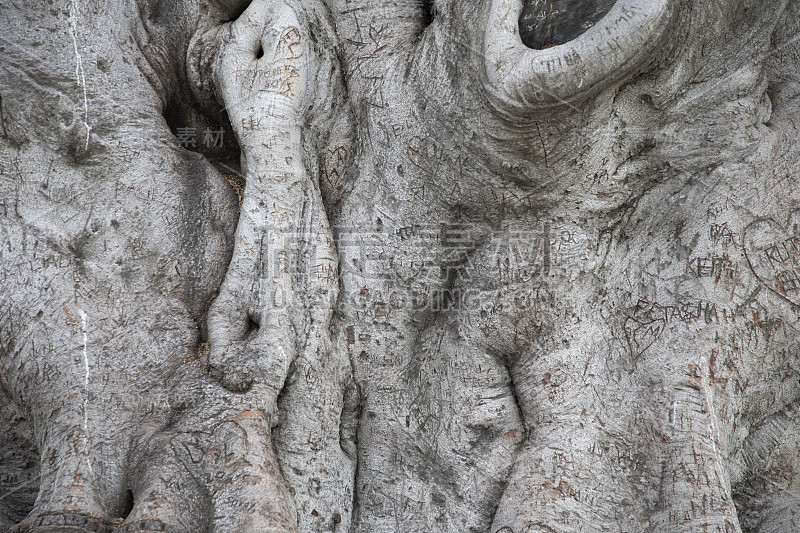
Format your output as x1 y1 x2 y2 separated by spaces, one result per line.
519 0 618 49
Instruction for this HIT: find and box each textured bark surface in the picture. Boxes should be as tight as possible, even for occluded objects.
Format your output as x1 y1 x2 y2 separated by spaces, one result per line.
1 0 799 532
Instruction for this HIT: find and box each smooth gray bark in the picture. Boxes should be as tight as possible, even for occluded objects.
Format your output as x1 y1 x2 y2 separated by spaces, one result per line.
1 0 799 532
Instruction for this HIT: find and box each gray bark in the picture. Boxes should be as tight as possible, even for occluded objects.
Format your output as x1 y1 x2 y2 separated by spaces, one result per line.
1 0 799 532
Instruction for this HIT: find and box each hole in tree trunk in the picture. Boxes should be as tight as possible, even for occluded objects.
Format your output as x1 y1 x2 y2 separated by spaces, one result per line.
519 0 618 50
111 490 134 524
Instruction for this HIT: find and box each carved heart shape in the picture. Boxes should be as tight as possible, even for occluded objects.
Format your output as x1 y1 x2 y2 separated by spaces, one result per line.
743 218 800 308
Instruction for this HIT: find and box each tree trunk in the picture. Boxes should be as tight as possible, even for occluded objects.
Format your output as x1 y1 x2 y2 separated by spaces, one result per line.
1 0 799 532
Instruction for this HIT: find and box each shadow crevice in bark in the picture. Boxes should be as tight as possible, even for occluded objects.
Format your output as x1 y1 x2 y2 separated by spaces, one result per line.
422 0 437 28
